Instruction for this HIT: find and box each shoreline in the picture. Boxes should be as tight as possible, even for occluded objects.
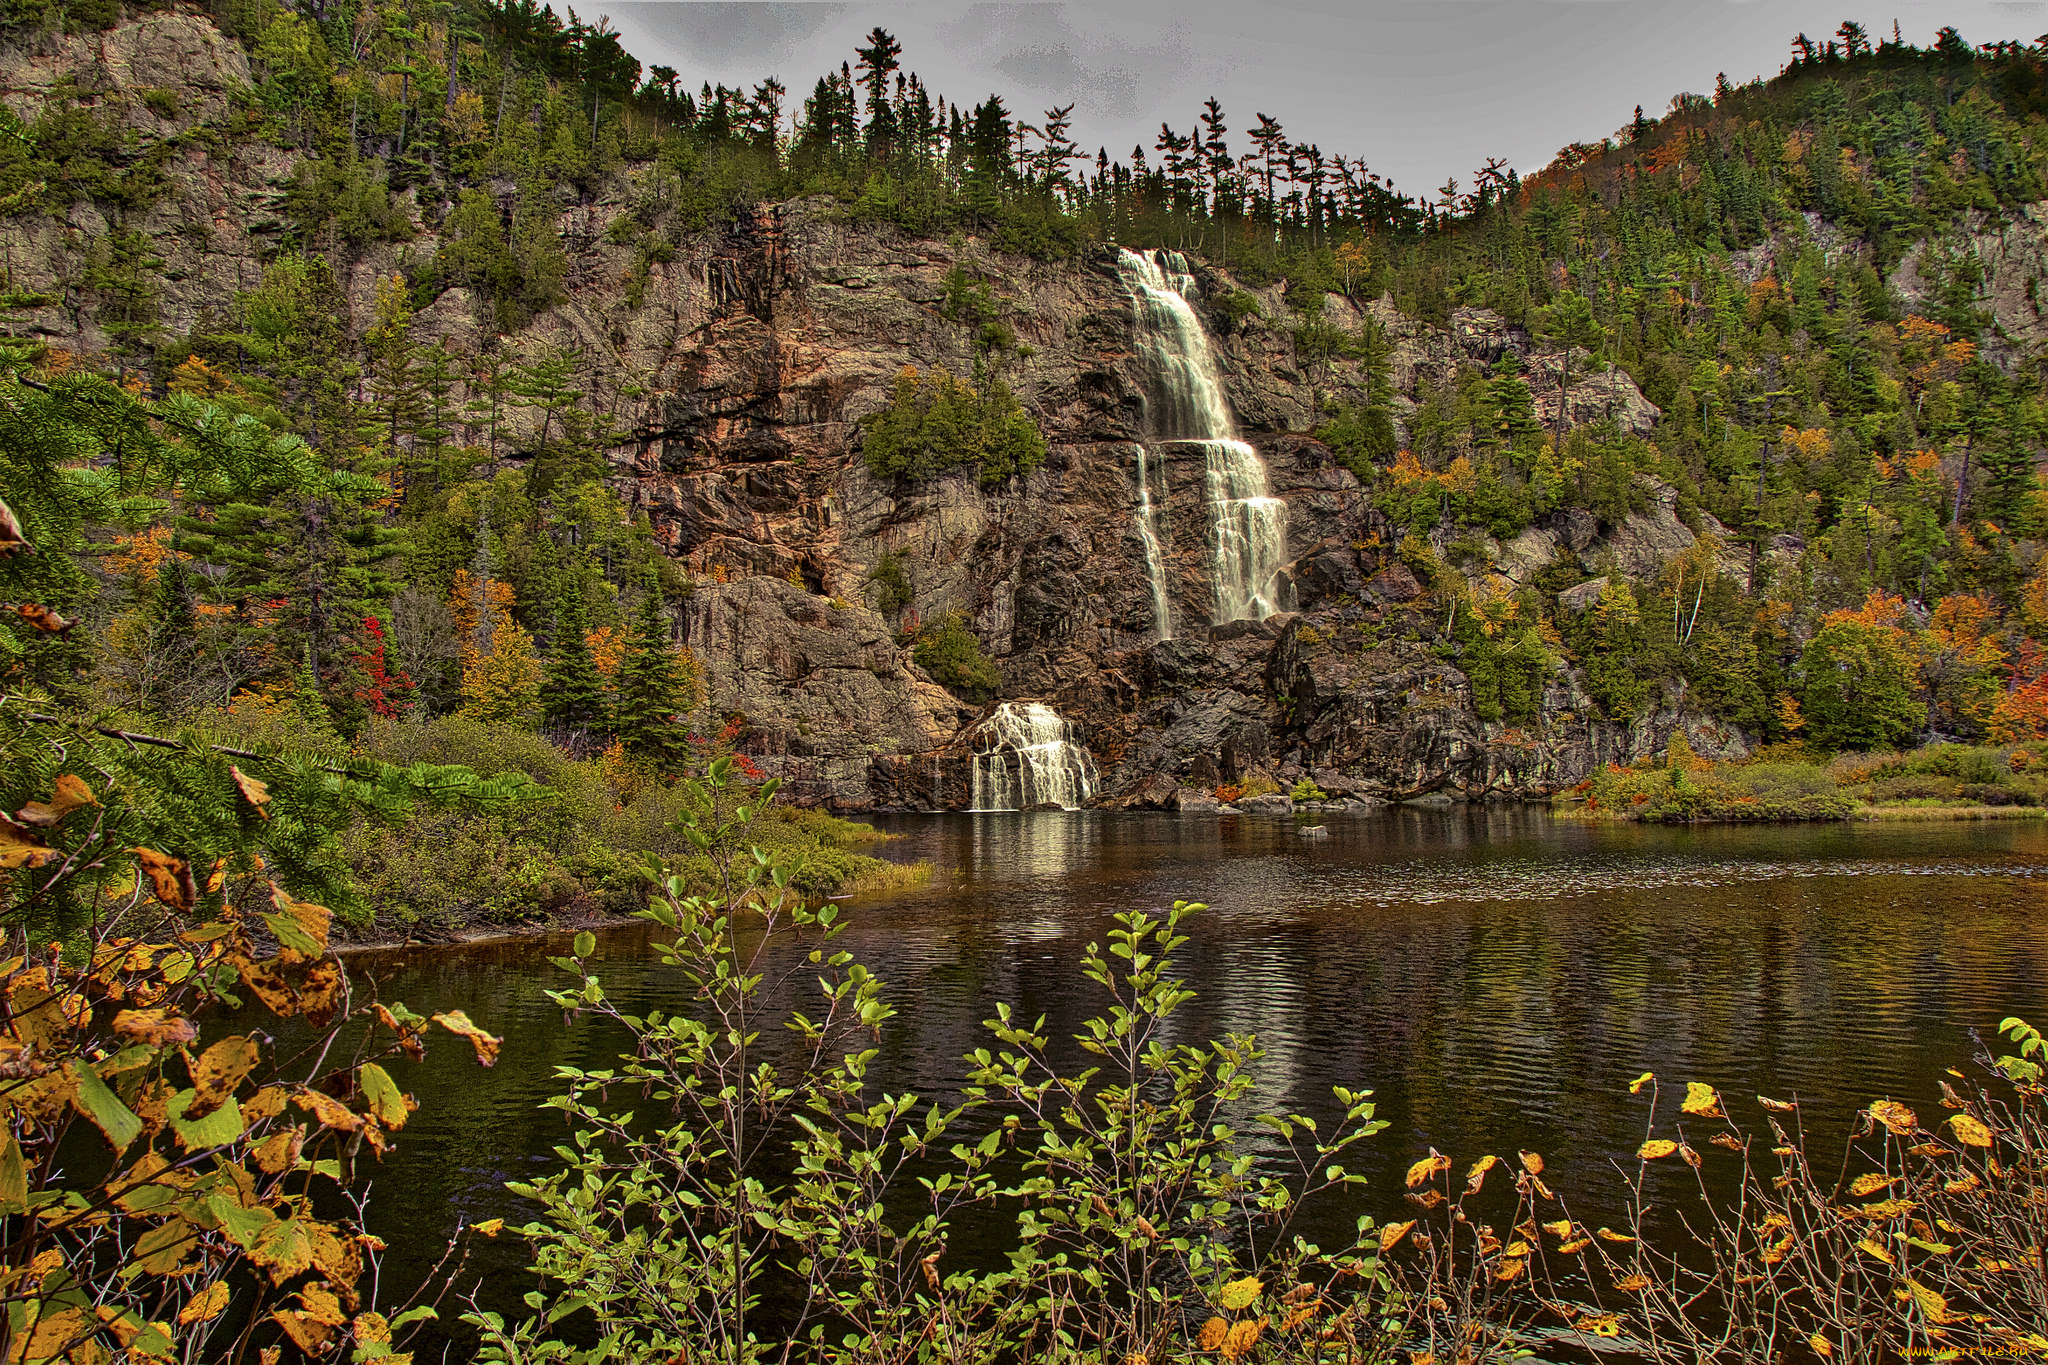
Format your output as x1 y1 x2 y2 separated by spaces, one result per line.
1555 802 2048 825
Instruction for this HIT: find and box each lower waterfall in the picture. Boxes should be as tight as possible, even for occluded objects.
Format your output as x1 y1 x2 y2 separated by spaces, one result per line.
969 703 1098 811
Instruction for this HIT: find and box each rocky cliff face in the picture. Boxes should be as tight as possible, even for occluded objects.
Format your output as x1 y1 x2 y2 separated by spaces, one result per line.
5 10 1942 811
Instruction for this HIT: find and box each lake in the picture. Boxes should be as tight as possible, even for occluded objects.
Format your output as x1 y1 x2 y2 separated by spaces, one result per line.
349 807 2048 1334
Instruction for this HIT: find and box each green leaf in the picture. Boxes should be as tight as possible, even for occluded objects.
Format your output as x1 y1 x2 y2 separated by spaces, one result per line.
0 1130 24 1212
358 1063 409 1127
573 931 596 958
69 1059 143 1152
260 910 321 956
169 1090 246 1150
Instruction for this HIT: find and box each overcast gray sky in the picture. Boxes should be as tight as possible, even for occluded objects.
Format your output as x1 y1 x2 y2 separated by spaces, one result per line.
599 1 2048 198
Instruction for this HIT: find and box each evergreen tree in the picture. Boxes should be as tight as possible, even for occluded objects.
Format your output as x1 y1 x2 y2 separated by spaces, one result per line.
612 589 691 769
542 571 608 737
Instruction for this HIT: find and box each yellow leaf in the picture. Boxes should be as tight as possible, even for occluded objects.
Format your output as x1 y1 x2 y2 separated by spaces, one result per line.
1857 1238 1895 1265
0 816 58 871
1558 1237 1591 1254
472 1218 504 1238
1541 1219 1573 1237
1217 1276 1263 1311
1680 1082 1723 1117
1904 1279 1952 1324
1465 1154 1499 1192
1809 1332 1834 1359
188 1036 261 1121
1868 1100 1917 1135
1595 1227 1635 1243
1849 1173 1895 1196
1637 1139 1678 1160
112 1009 198 1048
1948 1114 1993 1148
1405 1152 1448 1188
1198 1317 1228 1352
15 774 97 828
1614 1274 1650 1292
230 766 272 820
353 1312 392 1346
1379 1220 1416 1252
1629 1071 1655 1094
178 1282 231 1327
1220 1319 1263 1362
432 1011 502 1067
1581 1314 1621 1338
1518 1149 1544 1176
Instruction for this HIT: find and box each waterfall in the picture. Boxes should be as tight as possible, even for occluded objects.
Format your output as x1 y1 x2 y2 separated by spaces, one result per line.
1115 247 1288 626
1133 444 1173 640
969 702 1098 811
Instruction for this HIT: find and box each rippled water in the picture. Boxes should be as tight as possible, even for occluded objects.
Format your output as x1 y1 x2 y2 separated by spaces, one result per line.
350 808 2048 1335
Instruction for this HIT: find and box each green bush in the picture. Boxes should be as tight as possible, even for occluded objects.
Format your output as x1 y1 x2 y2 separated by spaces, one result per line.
911 612 1001 702
859 365 1046 485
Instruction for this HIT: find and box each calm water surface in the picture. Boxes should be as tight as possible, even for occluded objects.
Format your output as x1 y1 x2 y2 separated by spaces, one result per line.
352 808 2048 1329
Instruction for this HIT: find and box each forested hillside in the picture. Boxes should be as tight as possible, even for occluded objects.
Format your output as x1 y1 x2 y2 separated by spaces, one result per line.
8 0 2048 919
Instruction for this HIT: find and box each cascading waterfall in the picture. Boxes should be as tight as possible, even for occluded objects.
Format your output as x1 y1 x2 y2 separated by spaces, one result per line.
1132 444 1173 640
1115 247 1288 626
969 702 1098 811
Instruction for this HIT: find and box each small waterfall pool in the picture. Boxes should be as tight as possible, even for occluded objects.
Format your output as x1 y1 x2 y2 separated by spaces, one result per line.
969 702 1099 811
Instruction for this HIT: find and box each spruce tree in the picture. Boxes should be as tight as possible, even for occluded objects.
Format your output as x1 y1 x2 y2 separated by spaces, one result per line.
542 574 608 738
612 590 690 770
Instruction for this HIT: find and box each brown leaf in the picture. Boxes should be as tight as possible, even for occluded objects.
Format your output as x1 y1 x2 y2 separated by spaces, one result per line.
1711 1132 1743 1150
229 766 271 820
17 603 73 633
432 1010 501 1067
1757 1094 1797 1112
111 1009 198 1048
1679 1143 1702 1169
0 496 31 557
15 775 97 828
187 1036 261 1121
0 816 57 871
132 848 195 911
295 1089 362 1134
239 958 344 1028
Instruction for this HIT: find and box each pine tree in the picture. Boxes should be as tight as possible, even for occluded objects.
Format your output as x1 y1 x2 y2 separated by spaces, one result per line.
612 590 690 769
542 573 608 737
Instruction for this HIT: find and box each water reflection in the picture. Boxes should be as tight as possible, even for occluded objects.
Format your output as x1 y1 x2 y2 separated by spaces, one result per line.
354 808 2048 1339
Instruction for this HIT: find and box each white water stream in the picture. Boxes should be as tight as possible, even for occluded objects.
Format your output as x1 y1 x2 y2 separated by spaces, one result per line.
969 702 1099 811
1115 247 1288 627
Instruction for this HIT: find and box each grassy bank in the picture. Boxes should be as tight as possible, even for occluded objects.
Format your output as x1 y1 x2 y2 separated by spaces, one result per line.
1562 741 2048 823
139 704 922 939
